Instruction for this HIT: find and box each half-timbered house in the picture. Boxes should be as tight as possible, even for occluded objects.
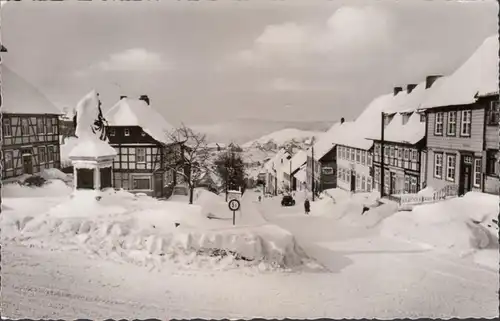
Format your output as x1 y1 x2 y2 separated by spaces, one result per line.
1 66 62 181
421 35 499 196
105 95 184 198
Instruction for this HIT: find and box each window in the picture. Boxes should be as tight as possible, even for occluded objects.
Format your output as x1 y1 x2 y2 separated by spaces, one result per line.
411 150 418 162
384 146 389 157
460 110 471 136
367 177 372 192
445 154 456 181
361 151 366 165
394 147 399 159
404 148 409 160
350 148 355 161
434 153 443 178
141 131 146 137
322 167 334 175
374 167 380 183
367 153 372 166
2 119 12 137
486 150 499 176
21 118 29 136
356 150 361 163
434 112 444 135
390 146 395 158
404 176 410 193
487 101 499 125
473 158 482 187
136 148 146 163
110 129 116 137
410 177 418 194
374 144 379 155
124 128 130 136
447 111 457 136
46 118 53 134
48 146 54 162
361 176 366 191
38 147 46 163
356 174 361 190
4 151 13 169
37 118 45 134
420 113 426 123
132 177 151 190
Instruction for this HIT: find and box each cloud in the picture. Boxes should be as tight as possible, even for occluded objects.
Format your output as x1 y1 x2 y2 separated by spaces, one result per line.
75 48 171 76
229 6 392 67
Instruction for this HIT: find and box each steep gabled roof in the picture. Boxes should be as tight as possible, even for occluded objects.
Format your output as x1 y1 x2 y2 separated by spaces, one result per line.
422 35 499 109
310 122 343 161
2 66 62 115
290 150 308 173
105 98 175 144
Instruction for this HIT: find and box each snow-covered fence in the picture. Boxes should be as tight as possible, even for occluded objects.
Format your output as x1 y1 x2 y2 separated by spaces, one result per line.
391 184 459 210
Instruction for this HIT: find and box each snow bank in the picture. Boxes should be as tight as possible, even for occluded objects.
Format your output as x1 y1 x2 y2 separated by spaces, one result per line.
2 188 311 272
381 192 499 269
312 189 394 228
60 136 78 167
2 179 72 199
38 168 72 183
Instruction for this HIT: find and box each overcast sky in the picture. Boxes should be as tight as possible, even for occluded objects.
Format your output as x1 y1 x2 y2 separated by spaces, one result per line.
2 0 498 126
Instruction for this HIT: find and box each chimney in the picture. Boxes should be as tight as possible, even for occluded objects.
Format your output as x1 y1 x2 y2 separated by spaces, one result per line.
406 84 417 94
340 117 345 124
393 87 403 96
425 75 442 89
120 95 127 100
139 95 150 105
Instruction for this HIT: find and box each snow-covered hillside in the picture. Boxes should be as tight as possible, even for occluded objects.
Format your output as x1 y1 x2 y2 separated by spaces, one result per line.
242 128 322 150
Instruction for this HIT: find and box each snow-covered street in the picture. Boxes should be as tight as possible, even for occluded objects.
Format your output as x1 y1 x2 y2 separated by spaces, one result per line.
1 182 498 319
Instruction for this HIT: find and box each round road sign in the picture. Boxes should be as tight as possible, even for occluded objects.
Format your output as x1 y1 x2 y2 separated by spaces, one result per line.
228 199 241 211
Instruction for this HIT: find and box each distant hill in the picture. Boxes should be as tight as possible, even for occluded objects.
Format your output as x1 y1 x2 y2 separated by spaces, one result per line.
242 128 322 150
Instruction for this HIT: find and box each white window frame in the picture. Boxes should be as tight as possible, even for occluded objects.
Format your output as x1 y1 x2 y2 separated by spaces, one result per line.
447 111 457 136
445 154 456 182
404 176 410 193
367 152 372 166
21 118 30 136
46 118 54 134
404 148 409 160
124 128 130 136
434 112 444 135
136 148 146 163
434 153 443 179
411 149 418 162
38 146 47 164
361 151 366 165
473 158 481 187
47 145 55 162
410 176 418 194
350 148 355 161
2 118 12 137
37 118 46 135
361 176 366 191
4 150 13 169
109 128 116 137
356 174 361 190
460 110 471 137
322 167 334 175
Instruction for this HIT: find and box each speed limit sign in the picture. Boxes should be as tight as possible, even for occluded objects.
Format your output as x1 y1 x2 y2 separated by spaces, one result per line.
228 199 240 211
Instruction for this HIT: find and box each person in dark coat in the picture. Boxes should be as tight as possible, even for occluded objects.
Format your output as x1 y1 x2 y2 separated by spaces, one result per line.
304 198 310 215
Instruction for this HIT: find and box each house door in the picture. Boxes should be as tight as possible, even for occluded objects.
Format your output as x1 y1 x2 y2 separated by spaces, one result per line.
22 155 33 175
350 172 356 192
154 173 163 198
459 155 473 196
390 172 396 195
100 167 112 189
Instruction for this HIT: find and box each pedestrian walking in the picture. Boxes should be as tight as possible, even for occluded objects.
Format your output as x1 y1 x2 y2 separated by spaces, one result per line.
304 198 310 215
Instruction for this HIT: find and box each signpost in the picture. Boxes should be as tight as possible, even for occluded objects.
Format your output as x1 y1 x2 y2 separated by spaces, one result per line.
228 199 241 226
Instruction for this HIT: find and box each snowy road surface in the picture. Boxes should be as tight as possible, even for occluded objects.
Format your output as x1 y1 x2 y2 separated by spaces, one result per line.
2 191 498 319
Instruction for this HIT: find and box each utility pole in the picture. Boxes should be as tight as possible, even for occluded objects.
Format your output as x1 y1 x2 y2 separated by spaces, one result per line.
380 112 386 198
289 158 292 192
311 138 315 201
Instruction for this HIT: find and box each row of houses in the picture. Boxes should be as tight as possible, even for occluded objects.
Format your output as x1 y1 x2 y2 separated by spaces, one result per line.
287 35 499 199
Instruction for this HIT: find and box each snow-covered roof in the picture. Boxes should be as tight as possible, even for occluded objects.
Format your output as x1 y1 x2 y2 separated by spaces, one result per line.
311 122 343 161
366 111 425 145
294 166 307 183
263 149 290 172
422 35 499 109
105 98 175 144
68 137 117 159
2 66 62 115
290 150 308 173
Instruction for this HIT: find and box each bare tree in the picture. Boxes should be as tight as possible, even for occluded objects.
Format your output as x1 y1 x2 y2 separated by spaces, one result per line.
165 124 211 204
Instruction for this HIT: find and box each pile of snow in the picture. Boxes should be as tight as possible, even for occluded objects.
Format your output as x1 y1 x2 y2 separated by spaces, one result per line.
2 188 313 272
38 168 72 183
311 189 395 228
2 179 72 199
60 136 78 167
381 192 499 270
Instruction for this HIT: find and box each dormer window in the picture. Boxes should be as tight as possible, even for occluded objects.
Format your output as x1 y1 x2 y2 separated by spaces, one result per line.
141 131 146 137
124 128 130 136
420 114 426 123
110 129 116 137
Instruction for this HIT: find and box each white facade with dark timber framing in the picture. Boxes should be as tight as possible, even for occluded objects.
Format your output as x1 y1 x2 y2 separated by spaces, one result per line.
1 66 62 181
105 95 185 198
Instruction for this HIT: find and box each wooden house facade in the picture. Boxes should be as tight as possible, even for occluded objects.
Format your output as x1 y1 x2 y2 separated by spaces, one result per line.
105 95 185 198
1 66 62 181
